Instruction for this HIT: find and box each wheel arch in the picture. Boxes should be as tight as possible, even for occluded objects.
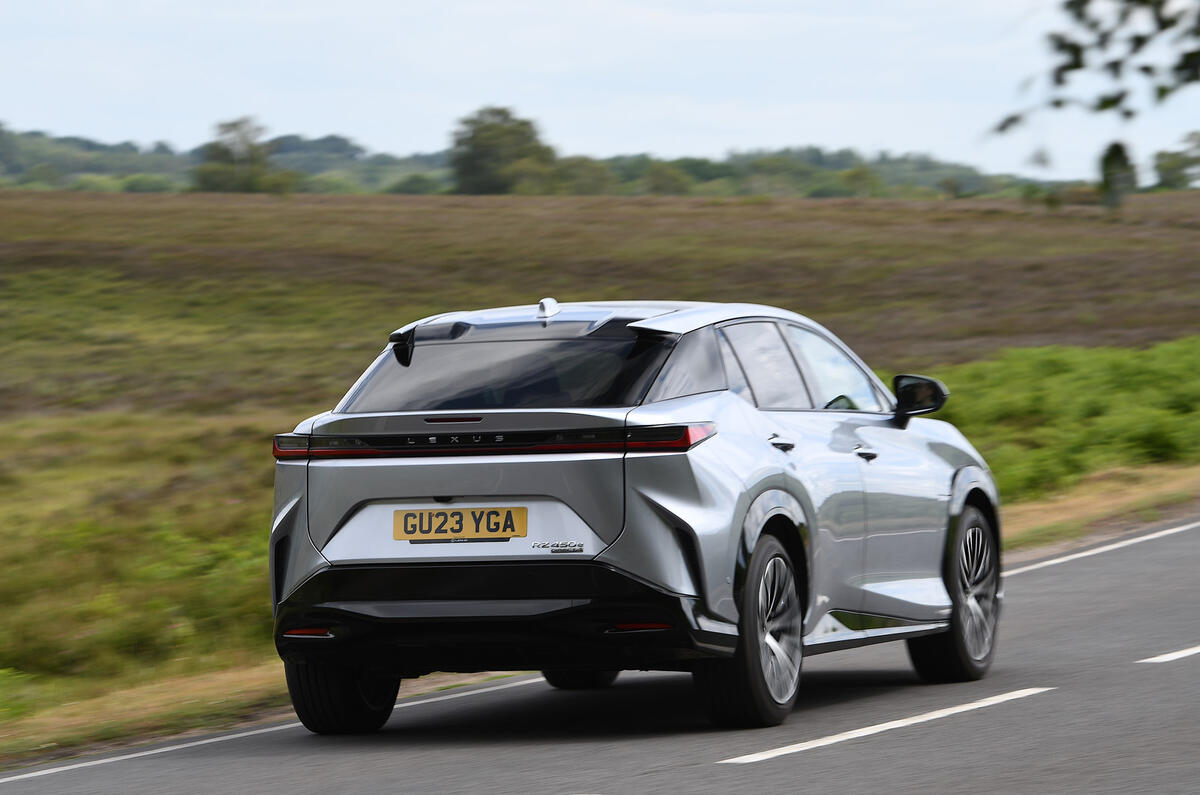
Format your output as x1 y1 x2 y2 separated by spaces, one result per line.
734 489 811 617
948 466 1002 576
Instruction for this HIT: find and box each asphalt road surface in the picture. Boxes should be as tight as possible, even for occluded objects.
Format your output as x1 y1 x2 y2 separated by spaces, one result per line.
5 517 1198 794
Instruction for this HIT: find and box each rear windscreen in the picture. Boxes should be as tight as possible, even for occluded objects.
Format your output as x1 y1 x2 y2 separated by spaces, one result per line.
339 336 675 412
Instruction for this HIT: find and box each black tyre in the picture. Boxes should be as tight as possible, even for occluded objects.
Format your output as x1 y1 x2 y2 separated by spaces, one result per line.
541 668 620 690
284 660 401 734
693 534 803 728
908 505 1000 683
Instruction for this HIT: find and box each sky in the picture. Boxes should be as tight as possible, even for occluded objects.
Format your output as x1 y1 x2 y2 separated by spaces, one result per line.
3 0 1196 180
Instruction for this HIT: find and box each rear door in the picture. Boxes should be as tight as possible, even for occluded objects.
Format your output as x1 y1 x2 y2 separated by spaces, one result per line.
720 321 868 625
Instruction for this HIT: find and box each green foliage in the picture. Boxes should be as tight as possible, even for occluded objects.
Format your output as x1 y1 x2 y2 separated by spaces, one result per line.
70 174 123 192
0 668 37 721
19 162 62 187
451 106 555 194
1100 142 1137 208
645 161 693 195
1153 132 1200 188
191 117 298 194
121 173 176 193
298 173 363 194
553 156 616 195
384 173 441 194
926 339 1200 501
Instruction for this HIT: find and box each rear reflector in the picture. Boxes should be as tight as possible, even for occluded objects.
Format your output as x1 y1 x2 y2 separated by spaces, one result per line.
282 628 332 637
273 423 715 460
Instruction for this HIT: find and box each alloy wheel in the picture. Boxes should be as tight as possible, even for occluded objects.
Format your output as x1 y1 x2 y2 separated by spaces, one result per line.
957 524 999 662
757 556 803 704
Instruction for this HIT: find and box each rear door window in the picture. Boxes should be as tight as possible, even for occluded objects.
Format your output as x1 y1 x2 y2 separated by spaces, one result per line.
645 326 726 402
785 325 884 412
720 322 812 409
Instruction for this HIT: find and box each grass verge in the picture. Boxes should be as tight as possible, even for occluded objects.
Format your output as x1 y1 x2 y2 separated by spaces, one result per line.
0 666 519 769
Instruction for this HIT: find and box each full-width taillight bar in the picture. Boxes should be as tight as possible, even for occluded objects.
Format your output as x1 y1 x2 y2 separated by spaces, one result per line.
272 423 716 460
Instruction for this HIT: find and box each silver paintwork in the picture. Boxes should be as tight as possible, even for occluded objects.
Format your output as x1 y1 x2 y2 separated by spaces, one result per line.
271 299 1001 658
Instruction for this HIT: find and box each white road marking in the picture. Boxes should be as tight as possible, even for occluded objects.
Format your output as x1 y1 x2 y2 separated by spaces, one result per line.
1136 644 1200 664
717 688 1055 764
1005 520 1200 577
0 676 544 786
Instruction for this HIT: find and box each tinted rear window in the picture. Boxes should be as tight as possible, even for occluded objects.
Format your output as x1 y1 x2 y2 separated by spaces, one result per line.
644 327 726 402
340 336 674 412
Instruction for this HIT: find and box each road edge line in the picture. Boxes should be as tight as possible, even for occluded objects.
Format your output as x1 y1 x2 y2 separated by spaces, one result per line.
717 687 1055 765
0 676 544 785
1005 520 1200 577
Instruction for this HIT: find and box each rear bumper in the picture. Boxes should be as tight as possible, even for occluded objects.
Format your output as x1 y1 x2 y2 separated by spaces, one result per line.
274 562 737 675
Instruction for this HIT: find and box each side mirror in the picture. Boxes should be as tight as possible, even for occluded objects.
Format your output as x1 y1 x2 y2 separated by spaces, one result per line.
892 374 949 428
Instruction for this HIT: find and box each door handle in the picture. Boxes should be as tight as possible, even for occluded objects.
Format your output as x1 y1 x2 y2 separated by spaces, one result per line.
855 446 878 462
769 434 795 452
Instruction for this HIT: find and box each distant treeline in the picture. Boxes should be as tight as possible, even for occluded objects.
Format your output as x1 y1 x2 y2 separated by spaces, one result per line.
2 107 1193 199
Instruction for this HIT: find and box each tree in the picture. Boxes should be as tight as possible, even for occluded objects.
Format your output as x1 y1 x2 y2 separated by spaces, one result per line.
191 117 297 194
1100 142 1137 207
450 107 554 194
996 1 1200 133
385 174 440 194
1153 131 1200 188
0 123 20 175
841 165 883 197
1154 149 1192 188
645 161 692 195
553 156 616 195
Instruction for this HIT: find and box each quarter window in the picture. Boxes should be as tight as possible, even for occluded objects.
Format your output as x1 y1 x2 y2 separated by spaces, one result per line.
717 333 755 404
720 323 811 409
645 327 726 402
786 326 883 412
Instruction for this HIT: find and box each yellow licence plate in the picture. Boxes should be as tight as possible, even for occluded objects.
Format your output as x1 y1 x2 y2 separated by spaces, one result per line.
393 507 528 541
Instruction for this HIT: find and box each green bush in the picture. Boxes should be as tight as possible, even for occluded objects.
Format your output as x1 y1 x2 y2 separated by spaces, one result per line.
384 173 440 194
923 338 1200 500
121 173 177 193
70 174 123 192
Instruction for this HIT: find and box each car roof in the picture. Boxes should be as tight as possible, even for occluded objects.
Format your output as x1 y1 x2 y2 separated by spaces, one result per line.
392 299 822 338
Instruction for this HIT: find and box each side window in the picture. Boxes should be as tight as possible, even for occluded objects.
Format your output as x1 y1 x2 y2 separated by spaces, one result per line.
717 333 754 404
645 326 726 402
721 322 812 410
786 326 883 412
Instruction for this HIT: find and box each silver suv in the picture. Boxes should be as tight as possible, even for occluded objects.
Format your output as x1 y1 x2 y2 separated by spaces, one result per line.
271 300 1001 732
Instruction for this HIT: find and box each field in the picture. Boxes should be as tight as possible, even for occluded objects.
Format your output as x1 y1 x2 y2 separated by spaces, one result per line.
1 191 1198 751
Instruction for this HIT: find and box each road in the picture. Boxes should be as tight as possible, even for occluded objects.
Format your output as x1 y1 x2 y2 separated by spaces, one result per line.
5 517 1199 794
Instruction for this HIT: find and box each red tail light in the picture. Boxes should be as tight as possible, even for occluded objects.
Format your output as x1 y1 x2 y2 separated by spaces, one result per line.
272 423 715 459
272 434 309 459
625 423 716 452
282 627 332 637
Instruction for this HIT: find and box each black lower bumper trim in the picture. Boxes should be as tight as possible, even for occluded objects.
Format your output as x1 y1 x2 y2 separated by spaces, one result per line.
275 562 736 674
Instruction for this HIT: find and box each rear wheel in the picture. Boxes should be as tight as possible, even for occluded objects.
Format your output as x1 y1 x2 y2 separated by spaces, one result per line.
285 660 400 734
908 505 1000 682
693 534 803 727
541 669 620 690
